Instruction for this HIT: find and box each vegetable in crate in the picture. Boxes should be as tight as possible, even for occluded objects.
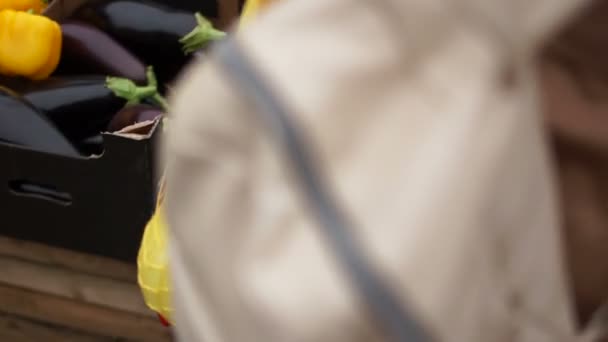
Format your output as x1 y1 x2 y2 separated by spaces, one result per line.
0 10 62 80
0 0 48 14
16 68 165 142
0 86 79 157
57 20 147 84
15 76 127 142
70 0 224 88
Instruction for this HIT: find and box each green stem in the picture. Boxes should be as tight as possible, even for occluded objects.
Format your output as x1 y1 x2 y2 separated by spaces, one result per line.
105 66 168 110
146 66 158 89
146 66 169 111
179 13 226 55
106 78 154 104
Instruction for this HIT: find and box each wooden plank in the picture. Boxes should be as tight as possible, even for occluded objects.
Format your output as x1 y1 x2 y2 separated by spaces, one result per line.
0 284 173 342
0 236 136 282
0 255 153 318
0 312 111 342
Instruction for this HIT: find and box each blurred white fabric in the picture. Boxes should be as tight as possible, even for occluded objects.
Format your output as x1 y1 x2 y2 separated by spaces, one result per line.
164 0 602 340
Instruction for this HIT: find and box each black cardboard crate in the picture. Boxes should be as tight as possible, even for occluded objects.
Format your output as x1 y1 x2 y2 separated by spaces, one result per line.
0 122 160 262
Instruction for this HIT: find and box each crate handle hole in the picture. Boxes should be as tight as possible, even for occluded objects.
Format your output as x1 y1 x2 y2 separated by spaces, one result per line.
9 180 73 206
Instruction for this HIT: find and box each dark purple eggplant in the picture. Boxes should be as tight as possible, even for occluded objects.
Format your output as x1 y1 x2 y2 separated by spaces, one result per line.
17 76 128 142
108 104 163 132
70 0 224 88
0 87 79 157
56 20 147 84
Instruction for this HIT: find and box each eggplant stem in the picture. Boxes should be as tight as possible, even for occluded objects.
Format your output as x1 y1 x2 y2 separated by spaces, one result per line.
179 13 226 55
146 66 169 111
106 77 155 103
106 66 168 109
146 66 158 88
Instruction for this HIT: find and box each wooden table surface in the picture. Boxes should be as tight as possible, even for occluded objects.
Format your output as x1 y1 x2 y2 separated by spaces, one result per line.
0 236 173 341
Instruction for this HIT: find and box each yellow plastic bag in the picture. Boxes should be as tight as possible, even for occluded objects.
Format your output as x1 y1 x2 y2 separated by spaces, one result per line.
240 0 279 28
137 181 173 324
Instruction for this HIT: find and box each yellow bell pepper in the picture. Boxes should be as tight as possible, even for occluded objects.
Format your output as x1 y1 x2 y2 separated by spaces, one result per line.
0 9 62 80
0 0 48 14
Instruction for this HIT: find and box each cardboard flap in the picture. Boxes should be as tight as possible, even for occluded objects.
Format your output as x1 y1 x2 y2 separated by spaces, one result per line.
110 119 160 140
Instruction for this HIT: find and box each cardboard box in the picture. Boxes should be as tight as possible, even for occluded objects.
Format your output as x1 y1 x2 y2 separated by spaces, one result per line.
0 0 240 262
0 121 161 262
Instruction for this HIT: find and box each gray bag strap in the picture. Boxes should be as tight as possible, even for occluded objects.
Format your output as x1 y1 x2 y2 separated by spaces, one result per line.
215 38 431 342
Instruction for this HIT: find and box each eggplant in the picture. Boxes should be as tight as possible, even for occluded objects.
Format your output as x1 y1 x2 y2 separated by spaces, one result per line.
71 0 197 89
108 104 163 132
56 20 147 84
0 87 80 157
18 76 127 142
70 0 214 88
